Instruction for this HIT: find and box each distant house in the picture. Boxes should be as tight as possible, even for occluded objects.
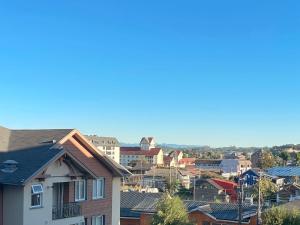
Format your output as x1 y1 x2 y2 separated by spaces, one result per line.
86 135 120 163
241 169 284 187
120 191 258 225
276 183 300 203
140 137 155 151
267 167 300 183
220 159 252 177
120 137 164 167
195 159 222 173
163 155 176 167
194 179 230 202
0 125 129 225
179 158 196 168
210 178 238 202
168 150 183 166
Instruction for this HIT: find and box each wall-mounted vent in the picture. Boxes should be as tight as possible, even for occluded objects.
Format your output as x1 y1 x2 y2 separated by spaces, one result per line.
1 160 18 173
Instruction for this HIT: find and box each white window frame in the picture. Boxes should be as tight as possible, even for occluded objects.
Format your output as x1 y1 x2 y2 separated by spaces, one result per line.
92 215 105 225
93 178 104 199
31 184 43 208
75 180 86 202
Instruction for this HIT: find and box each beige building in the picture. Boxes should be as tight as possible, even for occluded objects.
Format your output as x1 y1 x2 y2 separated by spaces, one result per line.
120 137 163 167
86 135 120 164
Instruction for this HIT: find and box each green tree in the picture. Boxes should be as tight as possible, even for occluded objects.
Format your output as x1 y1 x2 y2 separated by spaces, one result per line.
295 152 300 166
279 151 291 166
152 194 194 225
262 207 300 225
260 151 276 169
253 177 278 202
262 207 285 225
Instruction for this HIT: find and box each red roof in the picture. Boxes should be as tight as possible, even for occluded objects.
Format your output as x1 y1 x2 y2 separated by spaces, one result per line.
120 147 145 155
211 178 238 202
144 148 162 156
179 158 195 165
164 156 173 164
120 147 162 156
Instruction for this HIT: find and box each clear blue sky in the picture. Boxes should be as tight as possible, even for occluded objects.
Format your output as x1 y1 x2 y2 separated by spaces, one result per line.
0 1 300 147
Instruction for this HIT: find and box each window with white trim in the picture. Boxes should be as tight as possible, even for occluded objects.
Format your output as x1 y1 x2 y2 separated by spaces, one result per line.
93 178 104 199
75 180 86 201
92 215 105 225
31 184 43 208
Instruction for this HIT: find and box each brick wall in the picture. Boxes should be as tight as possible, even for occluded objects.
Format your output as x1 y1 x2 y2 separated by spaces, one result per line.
189 211 258 225
63 137 114 225
120 218 140 225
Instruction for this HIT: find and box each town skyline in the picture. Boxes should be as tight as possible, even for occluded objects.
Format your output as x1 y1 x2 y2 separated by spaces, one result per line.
1 1 300 146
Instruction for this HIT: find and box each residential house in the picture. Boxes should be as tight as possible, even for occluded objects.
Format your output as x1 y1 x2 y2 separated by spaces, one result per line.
0 126 129 225
168 150 183 166
210 178 238 202
86 136 120 164
241 169 284 187
120 138 163 167
195 159 222 173
179 158 195 168
267 166 300 184
163 156 176 167
120 191 257 225
276 183 300 203
194 179 230 202
140 137 155 151
220 159 252 177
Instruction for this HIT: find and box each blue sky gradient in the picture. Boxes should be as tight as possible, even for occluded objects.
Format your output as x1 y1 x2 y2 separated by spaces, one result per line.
0 1 300 146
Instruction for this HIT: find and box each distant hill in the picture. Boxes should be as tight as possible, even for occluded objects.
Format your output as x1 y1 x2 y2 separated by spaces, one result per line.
120 142 203 148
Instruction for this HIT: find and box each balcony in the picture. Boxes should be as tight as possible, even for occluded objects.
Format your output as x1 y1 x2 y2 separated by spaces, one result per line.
52 202 82 220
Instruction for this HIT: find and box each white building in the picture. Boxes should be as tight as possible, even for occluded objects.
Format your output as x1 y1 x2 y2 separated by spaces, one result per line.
86 135 120 164
120 137 164 167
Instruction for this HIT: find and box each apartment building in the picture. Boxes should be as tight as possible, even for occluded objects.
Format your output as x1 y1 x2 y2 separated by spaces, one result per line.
120 137 163 167
86 136 120 164
0 126 129 225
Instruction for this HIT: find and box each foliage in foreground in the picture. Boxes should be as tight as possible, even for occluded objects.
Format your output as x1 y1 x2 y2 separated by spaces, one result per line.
262 206 300 225
252 177 278 201
152 194 194 225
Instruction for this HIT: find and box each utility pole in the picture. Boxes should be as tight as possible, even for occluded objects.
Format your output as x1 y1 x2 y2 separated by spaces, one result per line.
257 172 262 225
238 178 244 225
193 175 196 201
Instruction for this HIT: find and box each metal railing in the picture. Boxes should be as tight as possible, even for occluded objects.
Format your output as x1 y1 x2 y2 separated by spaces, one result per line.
52 202 81 220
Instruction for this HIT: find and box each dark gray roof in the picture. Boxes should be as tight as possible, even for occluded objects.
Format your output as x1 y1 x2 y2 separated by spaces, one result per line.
120 191 257 222
0 126 72 185
0 128 72 151
0 145 64 185
86 135 120 147
199 202 257 222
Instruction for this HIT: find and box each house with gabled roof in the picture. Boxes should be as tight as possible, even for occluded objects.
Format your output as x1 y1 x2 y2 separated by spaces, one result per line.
120 191 257 225
0 125 129 225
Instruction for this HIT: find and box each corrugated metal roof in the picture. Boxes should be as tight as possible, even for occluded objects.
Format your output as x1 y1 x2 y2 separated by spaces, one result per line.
267 167 300 177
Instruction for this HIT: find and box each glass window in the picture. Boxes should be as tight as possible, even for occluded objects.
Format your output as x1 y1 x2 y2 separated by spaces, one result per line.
93 178 104 199
92 215 105 225
31 184 43 207
75 180 86 201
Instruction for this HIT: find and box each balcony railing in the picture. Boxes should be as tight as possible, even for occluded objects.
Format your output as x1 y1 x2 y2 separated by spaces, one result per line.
52 202 81 220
